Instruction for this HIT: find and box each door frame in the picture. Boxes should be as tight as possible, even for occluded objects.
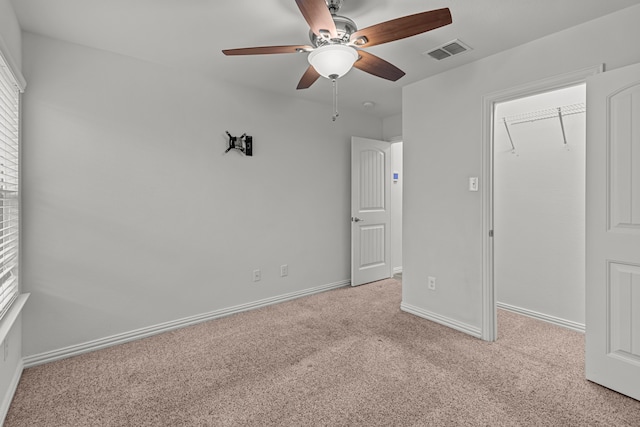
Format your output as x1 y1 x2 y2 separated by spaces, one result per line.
480 65 603 341
389 136 403 277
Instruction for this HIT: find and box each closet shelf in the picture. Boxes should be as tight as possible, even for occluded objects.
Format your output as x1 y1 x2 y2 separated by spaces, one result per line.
499 102 585 149
502 103 585 125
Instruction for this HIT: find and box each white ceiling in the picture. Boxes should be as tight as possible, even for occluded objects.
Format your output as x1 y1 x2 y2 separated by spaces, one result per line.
10 0 640 118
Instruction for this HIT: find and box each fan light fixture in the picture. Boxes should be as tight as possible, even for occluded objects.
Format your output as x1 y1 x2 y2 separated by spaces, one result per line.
223 1 453 121
308 44 358 79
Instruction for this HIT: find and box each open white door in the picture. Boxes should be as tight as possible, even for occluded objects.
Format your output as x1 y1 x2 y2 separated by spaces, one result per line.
586 62 640 400
351 137 392 286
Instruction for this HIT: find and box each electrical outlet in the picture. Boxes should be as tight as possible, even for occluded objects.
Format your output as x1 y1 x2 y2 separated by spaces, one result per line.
280 264 288 277
428 276 437 291
253 269 261 282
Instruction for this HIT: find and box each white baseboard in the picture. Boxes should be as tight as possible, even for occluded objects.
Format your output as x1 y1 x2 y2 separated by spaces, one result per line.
496 302 585 333
0 358 24 425
400 302 482 338
23 280 350 368
393 267 403 275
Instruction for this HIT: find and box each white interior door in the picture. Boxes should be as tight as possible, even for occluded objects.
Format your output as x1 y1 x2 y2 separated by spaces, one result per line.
586 62 640 400
351 137 392 286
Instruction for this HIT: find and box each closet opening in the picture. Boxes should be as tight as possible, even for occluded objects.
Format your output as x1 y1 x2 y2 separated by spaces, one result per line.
493 83 587 335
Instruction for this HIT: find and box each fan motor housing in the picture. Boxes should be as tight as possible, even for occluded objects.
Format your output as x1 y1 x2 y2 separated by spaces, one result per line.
309 15 357 47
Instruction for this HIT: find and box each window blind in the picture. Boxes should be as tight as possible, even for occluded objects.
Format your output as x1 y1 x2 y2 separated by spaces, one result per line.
0 56 19 321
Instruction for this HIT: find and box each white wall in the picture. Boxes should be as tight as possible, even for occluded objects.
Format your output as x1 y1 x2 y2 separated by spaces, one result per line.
383 114 402 141
0 0 21 69
0 0 23 419
20 33 383 358
0 313 22 420
402 4 640 333
494 86 586 325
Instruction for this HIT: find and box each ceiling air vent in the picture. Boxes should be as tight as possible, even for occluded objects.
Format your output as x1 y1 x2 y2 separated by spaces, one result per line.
425 39 471 60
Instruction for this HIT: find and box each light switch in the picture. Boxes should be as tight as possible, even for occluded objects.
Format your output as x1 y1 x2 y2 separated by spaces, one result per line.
469 177 479 192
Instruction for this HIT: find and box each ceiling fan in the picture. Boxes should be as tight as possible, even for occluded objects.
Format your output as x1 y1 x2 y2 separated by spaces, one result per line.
222 0 452 90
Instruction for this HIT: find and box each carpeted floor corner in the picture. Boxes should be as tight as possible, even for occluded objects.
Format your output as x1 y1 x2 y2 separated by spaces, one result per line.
5 279 640 426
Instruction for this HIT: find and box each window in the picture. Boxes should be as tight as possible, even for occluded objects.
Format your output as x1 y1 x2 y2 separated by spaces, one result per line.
0 54 19 321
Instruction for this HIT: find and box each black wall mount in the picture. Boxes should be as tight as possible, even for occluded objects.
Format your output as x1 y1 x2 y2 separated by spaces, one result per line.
225 131 253 156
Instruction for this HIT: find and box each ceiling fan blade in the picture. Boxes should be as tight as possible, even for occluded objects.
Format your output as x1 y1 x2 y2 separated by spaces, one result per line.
297 65 321 90
295 0 338 39
350 8 452 48
222 45 313 56
353 51 405 82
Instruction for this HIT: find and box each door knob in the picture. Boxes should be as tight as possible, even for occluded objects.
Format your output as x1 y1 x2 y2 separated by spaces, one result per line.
352 217 364 222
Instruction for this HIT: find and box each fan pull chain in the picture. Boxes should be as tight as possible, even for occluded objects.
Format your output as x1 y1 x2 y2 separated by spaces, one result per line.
331 74 339 121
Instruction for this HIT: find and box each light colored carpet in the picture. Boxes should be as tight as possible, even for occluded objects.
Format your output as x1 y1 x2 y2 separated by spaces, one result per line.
6 279 640 426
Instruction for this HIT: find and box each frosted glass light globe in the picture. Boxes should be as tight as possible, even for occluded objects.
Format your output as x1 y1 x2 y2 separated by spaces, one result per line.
308 45 358 79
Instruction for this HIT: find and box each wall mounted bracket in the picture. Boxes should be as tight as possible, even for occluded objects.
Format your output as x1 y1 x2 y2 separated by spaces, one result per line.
225 131 253 156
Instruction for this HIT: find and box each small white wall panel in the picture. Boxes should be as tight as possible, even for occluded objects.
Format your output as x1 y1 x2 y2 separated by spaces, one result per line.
609 85 640 231
359 150 385 212
359 224 385 268
608 262 640 361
